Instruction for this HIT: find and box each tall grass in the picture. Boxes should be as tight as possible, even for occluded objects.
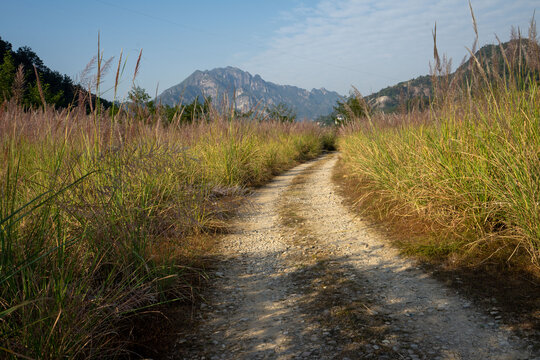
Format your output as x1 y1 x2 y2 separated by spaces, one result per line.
0 98 334 358
338 17 540 272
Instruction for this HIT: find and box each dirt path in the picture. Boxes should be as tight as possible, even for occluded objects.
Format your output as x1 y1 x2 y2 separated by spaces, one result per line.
173 154 536 359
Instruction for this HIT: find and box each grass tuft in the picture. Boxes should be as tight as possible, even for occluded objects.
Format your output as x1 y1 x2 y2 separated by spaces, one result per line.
0 96 333 358
337 17 540 275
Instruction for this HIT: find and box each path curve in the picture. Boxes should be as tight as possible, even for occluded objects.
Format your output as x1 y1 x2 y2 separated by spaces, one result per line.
173 154 536 360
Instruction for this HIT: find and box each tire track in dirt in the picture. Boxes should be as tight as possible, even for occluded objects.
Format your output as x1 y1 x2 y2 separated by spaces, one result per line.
172 154 536 360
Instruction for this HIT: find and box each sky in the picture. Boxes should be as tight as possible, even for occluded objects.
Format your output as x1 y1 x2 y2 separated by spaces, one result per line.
0 0 537 101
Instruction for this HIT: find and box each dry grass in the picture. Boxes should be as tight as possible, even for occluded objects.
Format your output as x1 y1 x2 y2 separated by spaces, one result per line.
0 96 334 358
337 16 540 276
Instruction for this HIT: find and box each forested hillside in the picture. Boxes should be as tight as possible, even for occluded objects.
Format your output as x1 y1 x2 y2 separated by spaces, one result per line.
0 37 110 109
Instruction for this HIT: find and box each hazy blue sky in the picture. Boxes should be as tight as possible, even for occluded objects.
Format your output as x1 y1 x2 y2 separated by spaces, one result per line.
0 0 537 100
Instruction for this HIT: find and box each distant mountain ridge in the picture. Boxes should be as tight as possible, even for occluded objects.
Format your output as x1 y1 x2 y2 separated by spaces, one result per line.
365 38 538 113
157 67 342 120
365 75 432 113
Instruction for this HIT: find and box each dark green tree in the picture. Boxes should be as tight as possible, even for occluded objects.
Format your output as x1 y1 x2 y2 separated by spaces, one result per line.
0 36 93 109
26 79 64 107
314 113 335 126
180 96 210 123
333 95 369 124
128 85 151 106
267 102 296 122
127 85 152 119
0 51 15 101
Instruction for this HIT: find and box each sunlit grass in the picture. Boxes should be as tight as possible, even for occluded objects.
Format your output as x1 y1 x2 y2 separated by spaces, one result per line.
0 100 334 358
338 18 540 272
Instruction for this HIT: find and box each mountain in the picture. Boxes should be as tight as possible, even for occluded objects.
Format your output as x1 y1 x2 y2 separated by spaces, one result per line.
157 67 342 120
365 75 432 113
365 38 539 113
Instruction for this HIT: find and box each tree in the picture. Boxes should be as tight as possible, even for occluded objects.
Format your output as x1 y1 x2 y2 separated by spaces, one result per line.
267 102 296 123
0 36 13 59
0 51 15 101
179 96 210 123
314 113 335 126
128 85 151 106
26 80 63 107
332 91 370 125
14 46 44 73
0 37 105 109
127 85 151 119
334 96 366 122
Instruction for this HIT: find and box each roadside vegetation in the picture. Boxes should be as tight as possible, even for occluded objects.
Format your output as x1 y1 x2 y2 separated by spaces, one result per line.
2 8 538 358
0 53 335 357
338 15 540 279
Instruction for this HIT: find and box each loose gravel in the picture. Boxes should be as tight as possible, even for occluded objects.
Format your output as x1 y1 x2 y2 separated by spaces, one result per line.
171 154 537 360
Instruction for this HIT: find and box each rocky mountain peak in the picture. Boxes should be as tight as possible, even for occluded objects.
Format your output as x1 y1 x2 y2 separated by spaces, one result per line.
157 67 341 120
